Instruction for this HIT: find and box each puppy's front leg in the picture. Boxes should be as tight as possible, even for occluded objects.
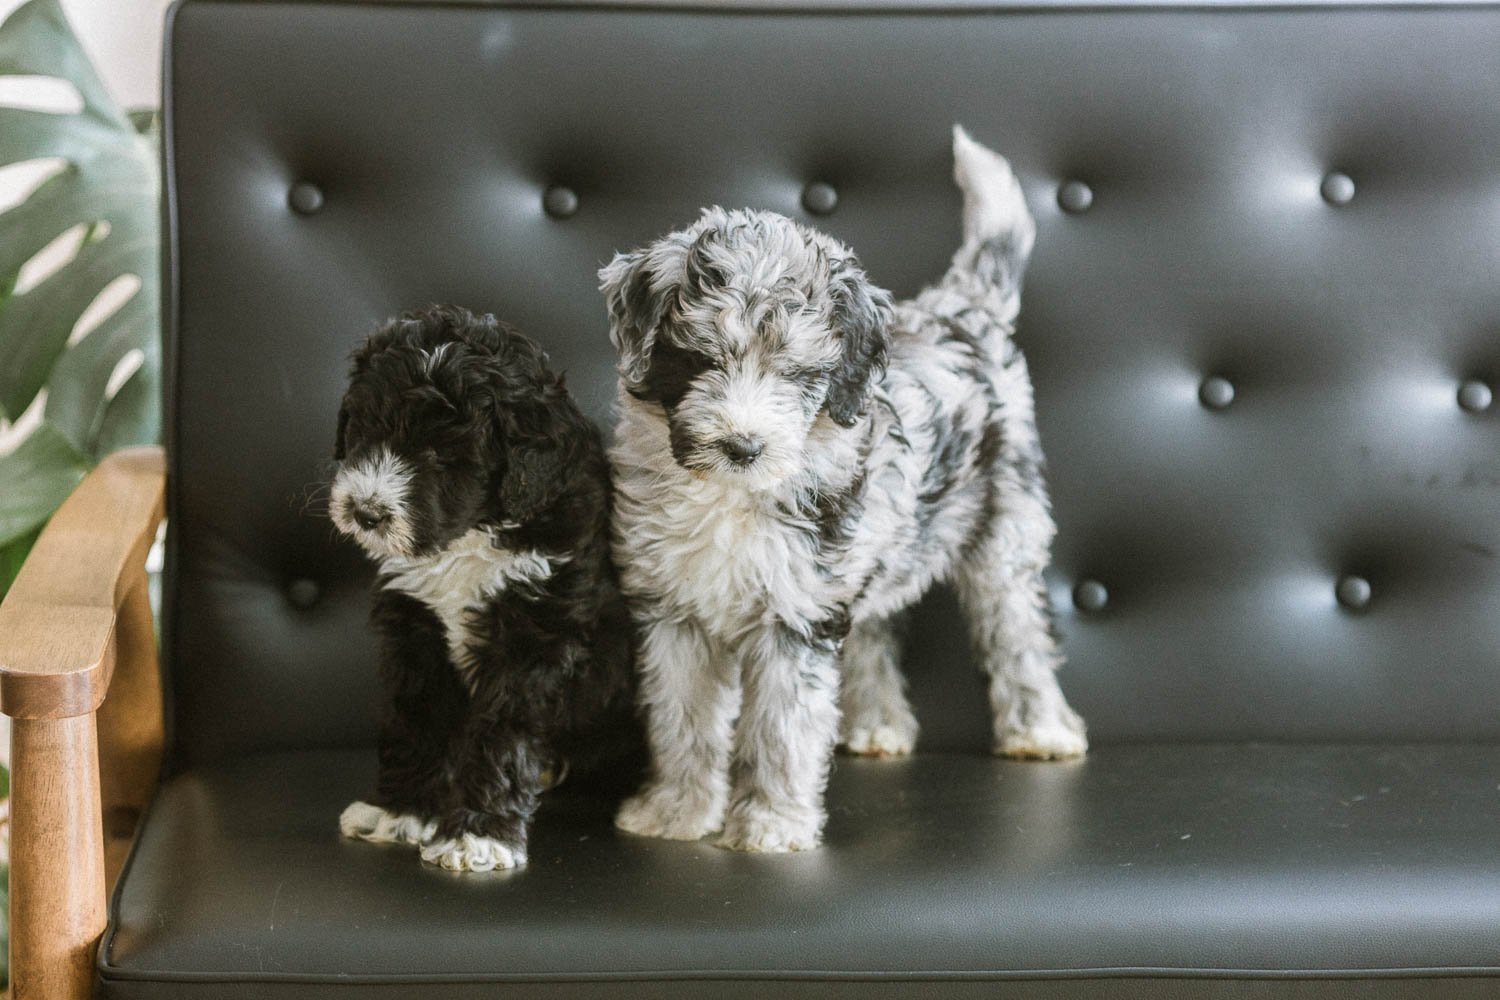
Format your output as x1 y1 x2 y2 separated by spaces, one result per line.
616 613 739 841
419 716 544 872
341 593 461 847
718 620 842 853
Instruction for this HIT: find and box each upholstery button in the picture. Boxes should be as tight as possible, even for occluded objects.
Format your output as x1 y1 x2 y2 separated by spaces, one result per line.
801 181 838 216
1335 575 1371 611
1458 379 1493 413
543 185 578 219
1073 579 1108 613
287 181 324 215
1199 376 1235 410
1320 172 1355 206
287 578 320 609
1057 180 1093 214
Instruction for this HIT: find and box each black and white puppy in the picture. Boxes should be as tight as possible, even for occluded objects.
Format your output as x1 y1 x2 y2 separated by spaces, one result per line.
328 305 637 871
601 128 1086 854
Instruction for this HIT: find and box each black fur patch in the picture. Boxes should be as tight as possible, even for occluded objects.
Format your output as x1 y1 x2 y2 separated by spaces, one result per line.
824 254 893 427
774 611 849 662
636 336 716 410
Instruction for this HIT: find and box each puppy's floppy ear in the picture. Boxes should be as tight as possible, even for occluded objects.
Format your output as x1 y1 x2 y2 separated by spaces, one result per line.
333 401 350 461
824 252 894 428
599 249 669 392
335 325 387 461
486 365 586 525
496 432 577 525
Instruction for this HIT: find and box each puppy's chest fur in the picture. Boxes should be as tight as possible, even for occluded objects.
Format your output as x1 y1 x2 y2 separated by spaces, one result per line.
380 529 557 690
615 468 846 635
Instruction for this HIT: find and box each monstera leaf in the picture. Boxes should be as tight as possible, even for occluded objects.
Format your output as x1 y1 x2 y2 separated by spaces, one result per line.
0 0 160 595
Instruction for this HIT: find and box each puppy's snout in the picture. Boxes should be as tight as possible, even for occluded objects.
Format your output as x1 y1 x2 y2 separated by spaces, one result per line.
719 435 764 466
351 504 390 531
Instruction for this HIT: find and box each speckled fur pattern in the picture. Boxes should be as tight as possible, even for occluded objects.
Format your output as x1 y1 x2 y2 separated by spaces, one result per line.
601 128 1086 854
327 306 640 871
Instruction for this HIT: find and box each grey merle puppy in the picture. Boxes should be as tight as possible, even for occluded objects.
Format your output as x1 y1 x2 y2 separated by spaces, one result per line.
328 305 638 871
600 128 1086 854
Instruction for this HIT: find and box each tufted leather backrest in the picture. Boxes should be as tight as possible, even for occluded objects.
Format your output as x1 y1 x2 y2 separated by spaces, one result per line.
163 0 1500 765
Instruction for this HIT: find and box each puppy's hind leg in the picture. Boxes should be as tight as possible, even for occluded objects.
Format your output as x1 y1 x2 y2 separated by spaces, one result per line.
955 475 1087 761
615 613 739 841
946 128 1083 758
838 616 919 757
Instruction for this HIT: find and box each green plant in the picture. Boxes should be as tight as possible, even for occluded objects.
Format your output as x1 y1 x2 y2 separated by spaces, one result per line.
0 0 161 599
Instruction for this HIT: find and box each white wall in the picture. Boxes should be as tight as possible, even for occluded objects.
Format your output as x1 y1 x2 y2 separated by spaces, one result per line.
1 0 173 110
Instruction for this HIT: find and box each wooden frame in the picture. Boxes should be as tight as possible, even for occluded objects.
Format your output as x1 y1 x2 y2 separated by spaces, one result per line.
0 447 167 1000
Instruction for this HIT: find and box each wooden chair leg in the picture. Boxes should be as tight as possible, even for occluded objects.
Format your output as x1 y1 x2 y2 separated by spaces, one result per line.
10 714 106 1000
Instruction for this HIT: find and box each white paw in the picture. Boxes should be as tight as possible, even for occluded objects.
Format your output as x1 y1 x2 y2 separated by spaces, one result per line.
995 706 1088 761
418 833 525 872
615 784 724 841
339 801 436 845
717 800 822 854
840 717 918 757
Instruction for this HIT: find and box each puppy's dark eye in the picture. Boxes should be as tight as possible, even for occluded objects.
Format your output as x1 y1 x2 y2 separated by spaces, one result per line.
637 338 716 408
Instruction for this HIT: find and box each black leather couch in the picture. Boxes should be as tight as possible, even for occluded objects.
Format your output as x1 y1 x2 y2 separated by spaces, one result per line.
103 1 1500 995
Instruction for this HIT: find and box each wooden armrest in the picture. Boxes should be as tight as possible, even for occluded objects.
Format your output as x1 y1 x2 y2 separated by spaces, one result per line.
1 445 166 1000
0 446 166 719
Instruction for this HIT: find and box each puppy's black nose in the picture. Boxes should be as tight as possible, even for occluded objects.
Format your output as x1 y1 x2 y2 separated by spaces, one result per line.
719 435 764 466
352 505 389 531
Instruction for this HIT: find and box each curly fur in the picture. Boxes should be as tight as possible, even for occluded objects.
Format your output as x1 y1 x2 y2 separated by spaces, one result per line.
327 305 639 871
601 128 1086 854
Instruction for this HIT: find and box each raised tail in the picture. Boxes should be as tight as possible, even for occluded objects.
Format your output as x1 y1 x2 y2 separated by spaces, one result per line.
942 125 1036 324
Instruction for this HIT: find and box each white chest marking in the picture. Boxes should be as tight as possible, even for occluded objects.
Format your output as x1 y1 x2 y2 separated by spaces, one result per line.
379 529 557 691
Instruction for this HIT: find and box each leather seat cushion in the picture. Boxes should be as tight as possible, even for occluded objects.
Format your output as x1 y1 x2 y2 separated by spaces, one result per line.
99 745 1500 998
